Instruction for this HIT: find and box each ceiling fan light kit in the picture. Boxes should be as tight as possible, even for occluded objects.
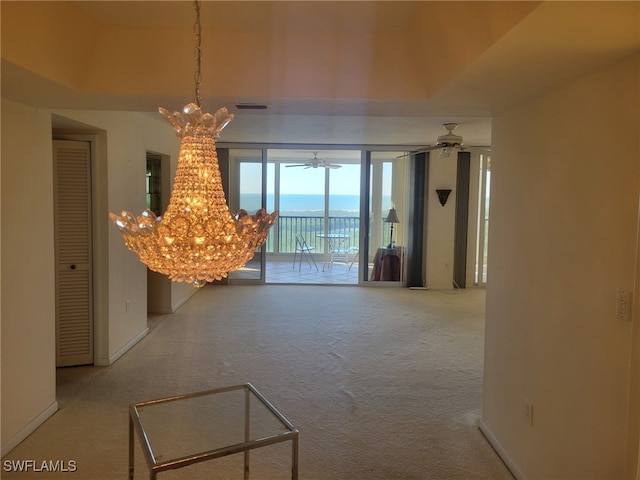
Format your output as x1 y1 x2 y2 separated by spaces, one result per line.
436 123 464 150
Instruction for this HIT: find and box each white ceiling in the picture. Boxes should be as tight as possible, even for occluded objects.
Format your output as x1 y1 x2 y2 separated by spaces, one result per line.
2 1 639 148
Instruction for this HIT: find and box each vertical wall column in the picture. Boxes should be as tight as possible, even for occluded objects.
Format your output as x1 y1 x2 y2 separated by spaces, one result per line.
406 152 427 287
453 152 470 288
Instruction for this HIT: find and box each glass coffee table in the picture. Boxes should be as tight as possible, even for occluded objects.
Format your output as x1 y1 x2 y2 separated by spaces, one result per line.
129 383 299 479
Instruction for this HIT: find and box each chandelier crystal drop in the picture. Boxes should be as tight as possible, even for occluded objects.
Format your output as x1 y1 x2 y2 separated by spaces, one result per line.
110 103 278 287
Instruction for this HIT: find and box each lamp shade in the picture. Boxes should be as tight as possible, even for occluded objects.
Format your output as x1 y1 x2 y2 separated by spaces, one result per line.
384 207 400 224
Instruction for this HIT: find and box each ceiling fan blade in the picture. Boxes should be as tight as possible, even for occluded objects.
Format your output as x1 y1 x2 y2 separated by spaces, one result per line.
285 164 310 168
394 124 491 159
415 145 445 153
325 164 342 169
463 146 492 154
396 145 445 158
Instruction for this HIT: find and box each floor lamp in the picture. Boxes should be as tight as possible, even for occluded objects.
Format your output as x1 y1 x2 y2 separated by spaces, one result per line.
385 207 400 248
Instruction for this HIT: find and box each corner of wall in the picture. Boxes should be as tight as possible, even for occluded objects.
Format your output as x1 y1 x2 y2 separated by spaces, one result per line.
477 420 526 480
1 401 58 458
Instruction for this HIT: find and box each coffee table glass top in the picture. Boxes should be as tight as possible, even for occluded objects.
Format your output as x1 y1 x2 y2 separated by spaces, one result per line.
131 384 295 466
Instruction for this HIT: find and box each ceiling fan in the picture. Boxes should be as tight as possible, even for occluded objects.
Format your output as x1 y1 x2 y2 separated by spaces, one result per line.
285 152 342 169
401 123 490 158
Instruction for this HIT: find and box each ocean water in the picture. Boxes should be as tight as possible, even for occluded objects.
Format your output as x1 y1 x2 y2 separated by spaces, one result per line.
241 194 377 215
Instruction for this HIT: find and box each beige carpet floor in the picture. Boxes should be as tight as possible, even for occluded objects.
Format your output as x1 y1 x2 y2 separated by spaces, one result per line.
2 285 513 480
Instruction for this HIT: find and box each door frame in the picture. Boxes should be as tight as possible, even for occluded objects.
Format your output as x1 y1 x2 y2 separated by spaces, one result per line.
53 139 94 366
224 147 270 284
52 129 108 366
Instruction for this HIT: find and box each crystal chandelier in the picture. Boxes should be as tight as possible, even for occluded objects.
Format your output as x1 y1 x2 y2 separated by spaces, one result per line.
110 1 277 287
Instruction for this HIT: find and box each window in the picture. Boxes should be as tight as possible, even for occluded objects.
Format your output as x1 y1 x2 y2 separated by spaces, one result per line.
474 154 490 285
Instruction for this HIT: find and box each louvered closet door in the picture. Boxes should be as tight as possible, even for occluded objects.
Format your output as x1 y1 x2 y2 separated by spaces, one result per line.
54 140 93 367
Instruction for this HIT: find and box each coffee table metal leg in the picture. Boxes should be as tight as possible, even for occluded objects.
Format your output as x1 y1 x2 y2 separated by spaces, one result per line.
244 387 250 480
292 434 299 480
129 416 134 480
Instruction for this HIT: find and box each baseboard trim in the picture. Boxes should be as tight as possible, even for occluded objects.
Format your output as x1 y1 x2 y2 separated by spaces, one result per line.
147 307 174 314
478 419 527 480
171 291 195 312
104 327 149 366
1 400 59 457
148 291 195 314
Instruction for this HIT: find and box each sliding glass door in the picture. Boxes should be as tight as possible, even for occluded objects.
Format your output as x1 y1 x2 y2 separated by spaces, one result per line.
227 149 270 283
221 145 418 286
474 154 490 286
276 152 327 256
269 149 361 282
362 151 408 284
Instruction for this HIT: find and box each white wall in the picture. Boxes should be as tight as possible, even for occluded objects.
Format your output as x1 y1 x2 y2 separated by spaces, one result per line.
52 110 168 363
1 99 58 454
426 153 458 289
148 271 196 314
481 54 640 479
0 101 198 455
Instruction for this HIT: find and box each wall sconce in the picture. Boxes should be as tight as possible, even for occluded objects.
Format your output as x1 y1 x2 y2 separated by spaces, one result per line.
436 189 452 206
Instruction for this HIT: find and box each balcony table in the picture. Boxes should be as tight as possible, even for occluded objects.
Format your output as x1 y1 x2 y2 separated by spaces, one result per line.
317 233 350 270
370 246 404 281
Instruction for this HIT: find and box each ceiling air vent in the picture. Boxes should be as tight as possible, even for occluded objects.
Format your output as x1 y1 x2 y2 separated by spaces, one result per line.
235 103 268 110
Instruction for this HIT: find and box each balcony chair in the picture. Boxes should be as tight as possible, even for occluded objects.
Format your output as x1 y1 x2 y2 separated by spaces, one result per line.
293 233 318 271
323 237 352 271
348 246 359 271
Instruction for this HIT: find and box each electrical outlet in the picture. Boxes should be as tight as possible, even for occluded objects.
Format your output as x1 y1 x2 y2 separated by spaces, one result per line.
524 400 534 426
617 288 632 321
125 300 130 312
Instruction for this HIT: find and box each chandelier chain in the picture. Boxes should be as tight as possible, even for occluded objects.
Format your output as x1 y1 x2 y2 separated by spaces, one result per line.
193 0 202 107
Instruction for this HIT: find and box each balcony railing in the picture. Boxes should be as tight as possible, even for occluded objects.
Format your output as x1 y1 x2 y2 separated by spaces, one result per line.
267 215 360 254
